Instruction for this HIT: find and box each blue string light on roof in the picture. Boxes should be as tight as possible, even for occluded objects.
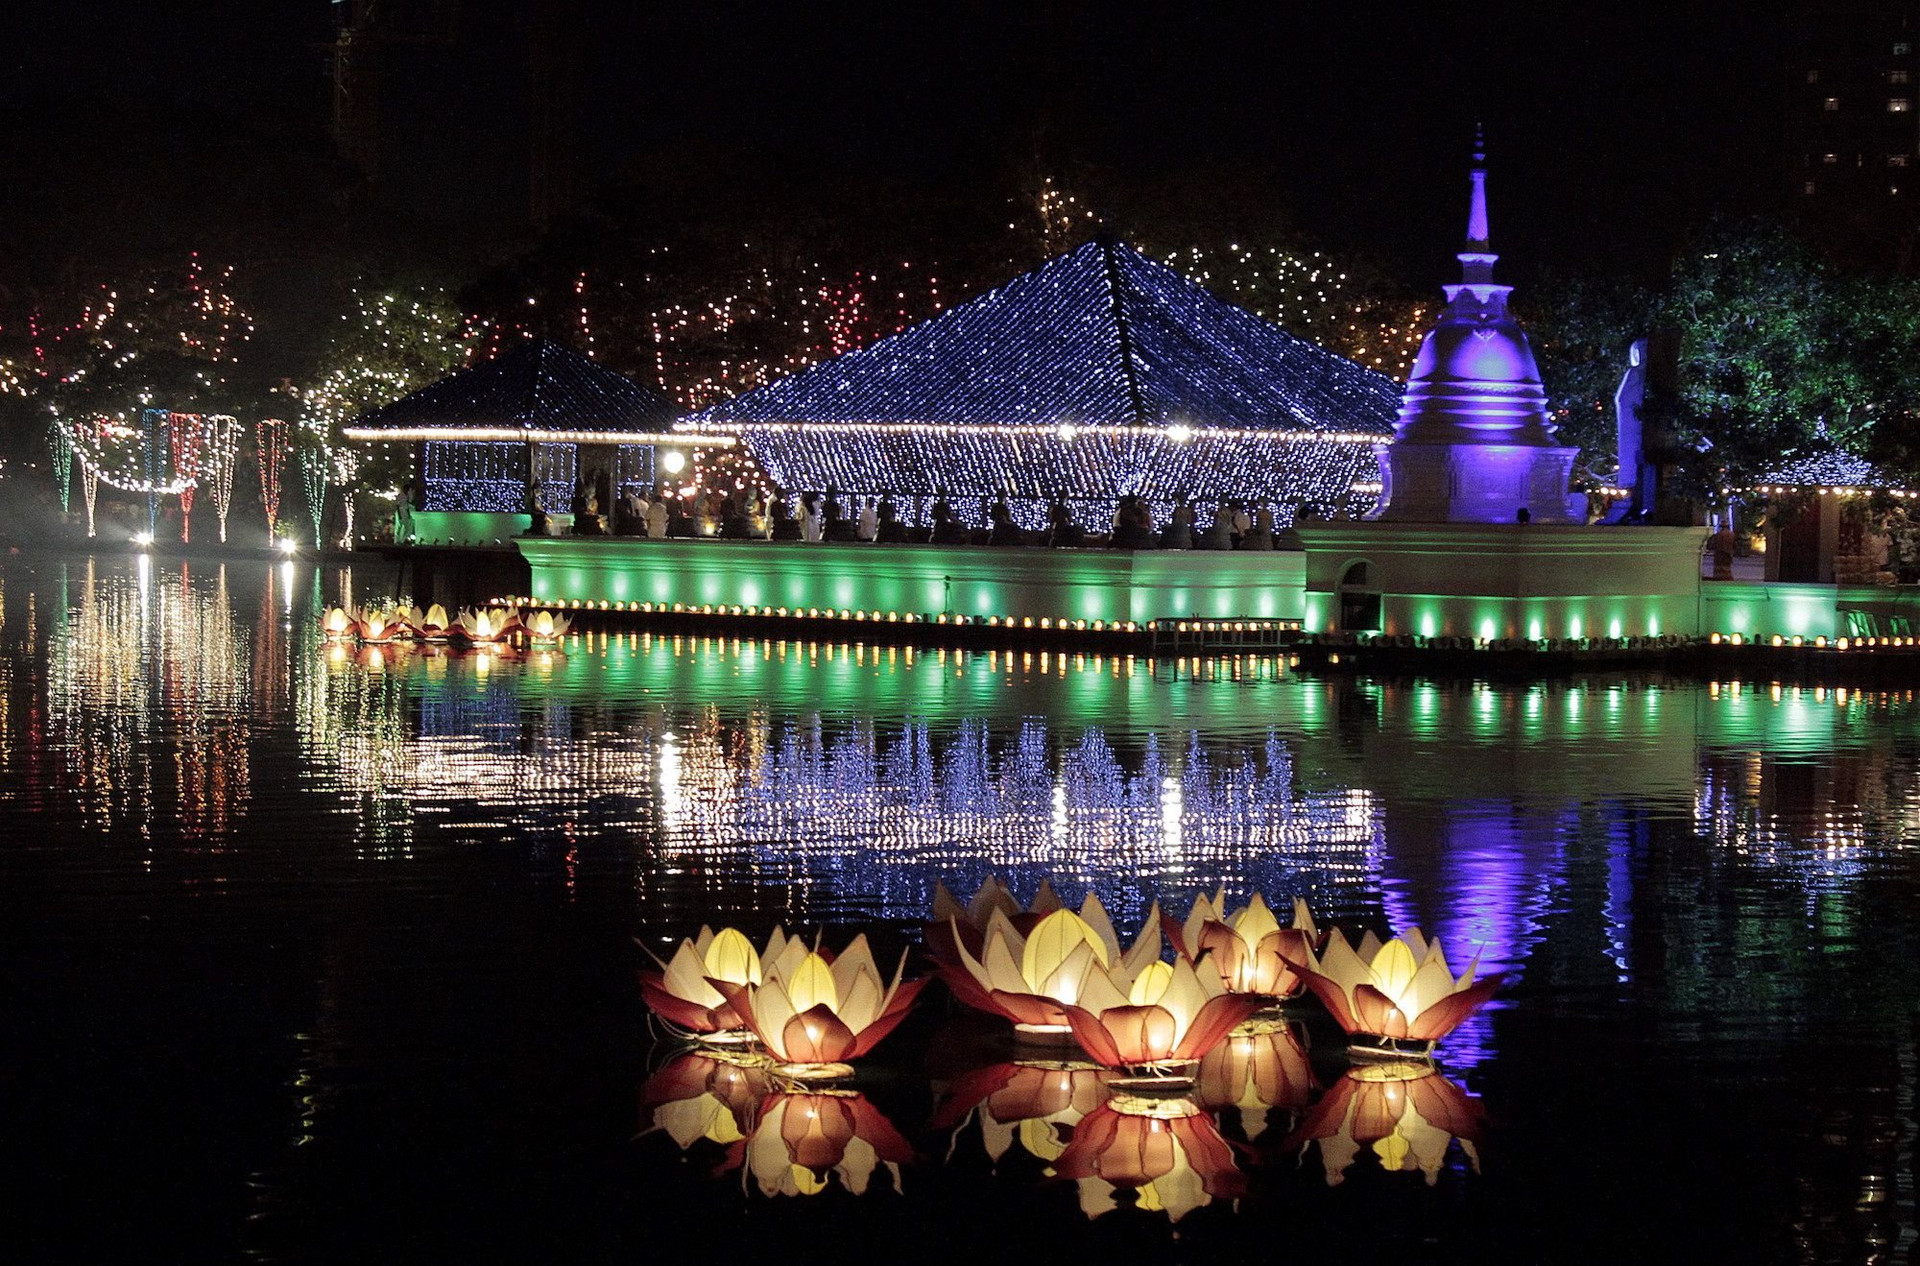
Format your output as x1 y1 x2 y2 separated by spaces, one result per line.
684 239 1399 520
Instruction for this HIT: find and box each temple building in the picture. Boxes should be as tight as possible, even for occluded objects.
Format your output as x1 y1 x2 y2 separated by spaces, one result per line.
343 338 731 544
683 237 1401 528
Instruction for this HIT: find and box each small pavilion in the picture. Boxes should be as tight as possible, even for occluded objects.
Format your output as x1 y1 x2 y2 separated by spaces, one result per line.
344 338 731 544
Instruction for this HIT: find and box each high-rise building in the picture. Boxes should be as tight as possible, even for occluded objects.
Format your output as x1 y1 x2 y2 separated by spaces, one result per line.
1786 2 1920 264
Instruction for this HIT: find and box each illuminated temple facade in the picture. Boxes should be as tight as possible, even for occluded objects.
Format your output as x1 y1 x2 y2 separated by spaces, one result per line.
684 238 1403 528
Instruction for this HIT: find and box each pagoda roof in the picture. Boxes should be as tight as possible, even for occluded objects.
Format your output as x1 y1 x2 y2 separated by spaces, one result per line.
343 338 719 444
685 239 1400 434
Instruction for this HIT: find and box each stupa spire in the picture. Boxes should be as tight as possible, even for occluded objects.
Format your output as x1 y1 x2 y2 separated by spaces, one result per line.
1458 125 1497 287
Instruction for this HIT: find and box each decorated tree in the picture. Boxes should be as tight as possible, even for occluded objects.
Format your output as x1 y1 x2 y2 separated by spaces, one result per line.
202 415 241 543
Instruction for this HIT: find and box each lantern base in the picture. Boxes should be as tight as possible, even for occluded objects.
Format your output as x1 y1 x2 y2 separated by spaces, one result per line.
1346 1034 1438 1063
1107 1092 1201 1119
1012 1023 1077 1048
692 1028 757 1049
1106 1060 1199 1095
1348 1058 1437 1084
773 1061 856 1083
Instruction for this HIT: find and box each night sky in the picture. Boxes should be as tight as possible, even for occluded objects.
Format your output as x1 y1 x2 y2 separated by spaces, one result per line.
1 1 1787 291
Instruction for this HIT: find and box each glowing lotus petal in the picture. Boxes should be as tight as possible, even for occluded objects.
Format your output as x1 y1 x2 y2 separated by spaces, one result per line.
321 606 353 638
638 926 790 1036
1052 1098 1245 1222
711 934 926 1067
359 609 393 642
743 1091 913 1197
1297 926 1502 1049
526 609 570 640
1283 1063 1485 1185
423 603 449 634
455 606 513 643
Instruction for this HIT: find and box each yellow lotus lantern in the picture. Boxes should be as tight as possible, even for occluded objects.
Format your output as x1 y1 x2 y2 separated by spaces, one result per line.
1295 927 1501 1057
1052 1096 1245 1222
946 897 1163 1042
420 603 451 640
525 609 572 643
709 934 925 1079
930 1060 1114 1168
1169 890 1319 1001
455 606 513 644
1283 1061 1485 1185
391 605 424 639
1057 956 1262 1084
926 877 1070 1012
638 925 791 1044
357 607 396 644
639 1051 774 1151
321 606 353 639
743 1091 913 1197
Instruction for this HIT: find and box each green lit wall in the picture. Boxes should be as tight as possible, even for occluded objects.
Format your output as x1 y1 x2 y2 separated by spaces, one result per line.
515 539 1307 624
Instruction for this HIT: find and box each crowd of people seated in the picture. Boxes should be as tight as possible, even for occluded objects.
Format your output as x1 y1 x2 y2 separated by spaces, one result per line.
543 472 1303 551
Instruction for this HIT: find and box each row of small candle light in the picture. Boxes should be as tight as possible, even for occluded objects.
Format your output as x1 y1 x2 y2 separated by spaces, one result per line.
1709 632 1916 651
320 603 573 646
493 593 1167 634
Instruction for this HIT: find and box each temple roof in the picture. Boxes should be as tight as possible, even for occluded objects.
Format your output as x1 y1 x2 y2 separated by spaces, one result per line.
685 239 1400 434
343 338 693 443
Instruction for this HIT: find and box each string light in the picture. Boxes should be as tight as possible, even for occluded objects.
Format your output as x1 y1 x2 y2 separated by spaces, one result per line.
202 415 241 543
256 418 291 537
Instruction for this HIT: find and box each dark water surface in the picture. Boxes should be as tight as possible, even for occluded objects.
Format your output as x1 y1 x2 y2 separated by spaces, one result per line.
4 555 1918 1263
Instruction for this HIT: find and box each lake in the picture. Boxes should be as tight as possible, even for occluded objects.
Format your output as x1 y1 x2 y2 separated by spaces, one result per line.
4 554 1916 1262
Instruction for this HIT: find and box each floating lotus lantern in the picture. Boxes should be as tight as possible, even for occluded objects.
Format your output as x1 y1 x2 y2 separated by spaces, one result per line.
930 1060 1114 1169
639 1051 774 1152
524 609 572 644
744 1091 913 1197
946 897 1163 1043
321 606 354 640
418 603 451 641
454 606 515 644
1169 890 1319 1003
1294 927 1501 1057
1193 1023 1318 1139
1057 956 1262 1086
709 934 925 1079
639 925 791 1044
1052 1096 1245 1222
356 606 399 645
1283 1061 1485 1186
389 606 424 639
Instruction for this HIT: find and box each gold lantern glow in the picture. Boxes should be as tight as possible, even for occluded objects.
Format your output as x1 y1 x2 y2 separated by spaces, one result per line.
709 934 925 1079
638 925 791 1043
1294 927 1501 1057
1282 1061 1485 1185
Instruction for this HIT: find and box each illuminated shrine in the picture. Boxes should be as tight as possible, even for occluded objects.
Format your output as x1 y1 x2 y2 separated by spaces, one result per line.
682 236 1401 528
343 338 732 545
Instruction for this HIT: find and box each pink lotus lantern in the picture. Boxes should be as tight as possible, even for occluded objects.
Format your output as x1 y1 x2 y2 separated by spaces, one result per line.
638 925 793 1044
1052 1097 1245 1222
1293 927 1501 1058
1168 890 1319 1003
321 606 353 640
1283 1062 1485 1186
454 606 517 644
355 606 399 645
944 897 1164 1043
709 934 925 1079
523 609 572 643
1057 957 1262 1086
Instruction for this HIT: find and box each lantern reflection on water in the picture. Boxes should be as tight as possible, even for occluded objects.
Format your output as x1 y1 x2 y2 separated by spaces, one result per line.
1052 1096 1245 1222
639 1051 774 1152
1283 1061 1485 1186
1294 927 1501 1057
1192 1023 1317 1140
930 1060 1115 1169
746 1092 914 1198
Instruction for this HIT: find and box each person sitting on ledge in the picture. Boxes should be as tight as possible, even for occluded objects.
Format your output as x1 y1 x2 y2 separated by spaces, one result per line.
719 490 755 539
1111 495 1157 550
527 486 551 538
800 492 823 543
857 496 879 542
876 496 909 544
572 477 606 536
1197 500 1234 550
1238 503 1275 550
644 493 668 539
1045 496 1085 547
823 489 858 542
1162 495 1195 549
988 496 1024 546
931 496 969 545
